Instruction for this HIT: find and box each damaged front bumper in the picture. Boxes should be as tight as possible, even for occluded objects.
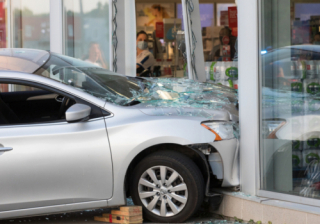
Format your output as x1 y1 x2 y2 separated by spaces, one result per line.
189 137 240 197
209 138 240 187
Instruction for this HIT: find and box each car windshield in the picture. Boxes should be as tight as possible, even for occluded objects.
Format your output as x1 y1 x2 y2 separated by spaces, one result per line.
34 53 238 111
34 54 142 105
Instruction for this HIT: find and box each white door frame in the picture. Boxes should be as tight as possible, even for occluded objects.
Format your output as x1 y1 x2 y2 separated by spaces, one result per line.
50 0 63 54
238 0 260 196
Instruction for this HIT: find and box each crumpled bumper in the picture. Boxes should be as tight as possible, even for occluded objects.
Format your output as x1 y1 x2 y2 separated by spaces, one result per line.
208 138 240 187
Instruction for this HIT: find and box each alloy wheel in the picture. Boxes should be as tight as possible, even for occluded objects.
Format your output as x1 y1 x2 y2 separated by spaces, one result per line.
138 166 188 217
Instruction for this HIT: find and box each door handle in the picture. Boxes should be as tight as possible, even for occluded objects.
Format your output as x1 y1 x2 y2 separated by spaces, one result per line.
0 147 13 152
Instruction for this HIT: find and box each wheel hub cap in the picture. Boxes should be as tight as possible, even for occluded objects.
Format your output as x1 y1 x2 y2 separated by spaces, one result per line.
138 166 188 217
160 187 168 195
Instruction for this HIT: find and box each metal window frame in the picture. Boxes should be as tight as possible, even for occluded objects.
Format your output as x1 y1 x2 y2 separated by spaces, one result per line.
109 0 114 72
259 190 320 207
181 0 205 81
110 0 136 77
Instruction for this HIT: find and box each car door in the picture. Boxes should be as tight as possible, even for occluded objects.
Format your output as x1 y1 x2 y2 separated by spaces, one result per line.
0 81 113 211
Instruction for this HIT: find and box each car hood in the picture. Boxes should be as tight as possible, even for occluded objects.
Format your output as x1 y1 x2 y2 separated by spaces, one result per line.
133 103 235 121
127 78 239 122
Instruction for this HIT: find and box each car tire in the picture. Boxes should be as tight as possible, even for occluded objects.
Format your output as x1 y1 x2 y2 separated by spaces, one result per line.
130 150 204 223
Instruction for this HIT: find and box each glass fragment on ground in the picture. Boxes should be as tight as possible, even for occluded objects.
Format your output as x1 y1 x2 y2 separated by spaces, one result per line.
195 221 250 224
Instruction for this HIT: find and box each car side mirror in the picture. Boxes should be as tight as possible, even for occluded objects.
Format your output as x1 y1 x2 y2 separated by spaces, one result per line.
65 104 91 123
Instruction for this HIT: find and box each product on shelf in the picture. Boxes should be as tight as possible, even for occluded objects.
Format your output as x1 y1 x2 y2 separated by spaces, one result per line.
205 61 238 89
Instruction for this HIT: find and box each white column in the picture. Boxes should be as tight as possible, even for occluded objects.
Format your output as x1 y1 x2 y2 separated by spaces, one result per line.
238 0 259 195
5 0 12 48
115 0 136 76
181 0 206 82
50 0 64 54
124 0 136 76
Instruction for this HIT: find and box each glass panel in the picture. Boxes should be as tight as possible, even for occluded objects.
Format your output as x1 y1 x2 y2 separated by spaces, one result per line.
11 0 50 50
64 0 110 70
202 3 238 89
261 0 320 200
135 2 186 78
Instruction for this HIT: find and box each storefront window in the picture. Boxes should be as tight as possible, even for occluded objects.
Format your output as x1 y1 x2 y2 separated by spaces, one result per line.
203 3 238 89
136 1 188 78
134 1 237 82
135 2 186 78
11 0 50 50
64 0 110 70
261 0 320 200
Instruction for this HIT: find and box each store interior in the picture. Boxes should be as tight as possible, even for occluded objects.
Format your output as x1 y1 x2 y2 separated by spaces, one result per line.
134 0 238 88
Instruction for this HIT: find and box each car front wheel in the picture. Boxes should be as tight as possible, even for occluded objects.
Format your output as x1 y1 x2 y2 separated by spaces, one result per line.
130 150 204 223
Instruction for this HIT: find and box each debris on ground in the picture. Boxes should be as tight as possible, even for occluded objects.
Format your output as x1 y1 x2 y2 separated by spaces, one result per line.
195 220 250 224
94 206 142 223
126 197 134 206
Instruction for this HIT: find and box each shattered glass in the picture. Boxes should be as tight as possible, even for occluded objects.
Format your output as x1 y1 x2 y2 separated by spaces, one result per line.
195 220 250 224
97 76 238 111
54 67 239 120
34 55 239 121
299 161 320 198
124 78 239 120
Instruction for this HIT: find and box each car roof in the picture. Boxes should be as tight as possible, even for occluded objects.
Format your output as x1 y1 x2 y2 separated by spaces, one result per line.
0 48 50 74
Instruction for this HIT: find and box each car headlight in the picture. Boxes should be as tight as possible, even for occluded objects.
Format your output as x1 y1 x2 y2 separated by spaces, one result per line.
201 122 235 141
262 119 286 139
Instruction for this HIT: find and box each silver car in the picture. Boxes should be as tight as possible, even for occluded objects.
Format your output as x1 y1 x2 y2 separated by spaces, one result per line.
0 49 239 223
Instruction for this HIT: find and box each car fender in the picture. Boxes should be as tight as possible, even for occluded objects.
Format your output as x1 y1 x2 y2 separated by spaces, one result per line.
103 104 217 206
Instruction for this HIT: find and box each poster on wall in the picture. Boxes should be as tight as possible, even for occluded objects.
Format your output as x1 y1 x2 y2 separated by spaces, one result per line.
228 7 238 28
0 1 4 20
220 11 229 26
228 7 238 36
136 3 175 31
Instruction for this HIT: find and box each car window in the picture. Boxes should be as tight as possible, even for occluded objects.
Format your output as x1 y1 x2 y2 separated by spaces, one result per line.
0 83 76 125
0 84 40 92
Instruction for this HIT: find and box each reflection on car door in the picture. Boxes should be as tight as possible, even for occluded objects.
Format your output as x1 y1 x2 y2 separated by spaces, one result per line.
0 85 113 211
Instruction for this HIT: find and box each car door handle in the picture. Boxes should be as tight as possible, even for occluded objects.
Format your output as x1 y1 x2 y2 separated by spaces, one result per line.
0 147 13 152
